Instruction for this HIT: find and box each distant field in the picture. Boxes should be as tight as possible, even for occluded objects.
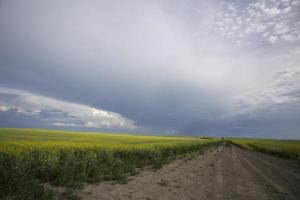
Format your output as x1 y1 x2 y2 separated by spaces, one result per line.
230 138 300 159
0 128 216 150
0 128 220 199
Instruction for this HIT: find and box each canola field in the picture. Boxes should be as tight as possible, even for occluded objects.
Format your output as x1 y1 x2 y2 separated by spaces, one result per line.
230 138 300 159
0 128 220 199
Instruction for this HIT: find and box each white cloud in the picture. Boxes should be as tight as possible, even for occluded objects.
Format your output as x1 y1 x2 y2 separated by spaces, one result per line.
283 6 292 13
262 31 270 38
274 22 289 35
268 35 279 43
213 0 300 45
234 66 300 118
263 7 281 16
282 34 295 41
291 0 300 5
0 87 135 129
234 47 300 115
52 122 80 127
0 105 12 112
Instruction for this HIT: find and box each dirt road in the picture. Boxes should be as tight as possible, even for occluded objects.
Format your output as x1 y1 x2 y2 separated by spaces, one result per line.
78 145 300 200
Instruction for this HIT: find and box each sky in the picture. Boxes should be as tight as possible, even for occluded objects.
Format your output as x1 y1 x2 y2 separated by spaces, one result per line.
0 0 300 138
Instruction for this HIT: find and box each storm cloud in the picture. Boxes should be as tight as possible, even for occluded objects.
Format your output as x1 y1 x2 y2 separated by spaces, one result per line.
0 0 300 138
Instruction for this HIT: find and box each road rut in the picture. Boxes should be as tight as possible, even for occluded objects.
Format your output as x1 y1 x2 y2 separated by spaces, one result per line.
78 144 300 200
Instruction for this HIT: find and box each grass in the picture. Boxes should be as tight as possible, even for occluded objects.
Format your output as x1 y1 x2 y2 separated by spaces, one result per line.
230 138 300 159
0 128 221 199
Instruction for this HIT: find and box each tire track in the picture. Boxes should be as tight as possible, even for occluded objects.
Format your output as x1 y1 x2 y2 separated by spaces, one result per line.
236 147 300 200
77 144 300 200
227 147 271 200
239 147 300 180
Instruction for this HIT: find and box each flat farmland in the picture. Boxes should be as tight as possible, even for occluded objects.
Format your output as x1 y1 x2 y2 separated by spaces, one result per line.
0 129 299 200
0 128 220 199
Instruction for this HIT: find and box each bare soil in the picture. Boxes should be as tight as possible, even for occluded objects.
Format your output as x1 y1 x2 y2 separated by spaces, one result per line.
77 145 300 200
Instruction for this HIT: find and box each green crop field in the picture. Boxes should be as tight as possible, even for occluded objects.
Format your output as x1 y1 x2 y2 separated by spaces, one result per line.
230 138 300 159
0 128 221 199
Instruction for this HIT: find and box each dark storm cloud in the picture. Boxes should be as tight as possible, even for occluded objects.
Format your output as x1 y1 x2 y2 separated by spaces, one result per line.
0 0 300 138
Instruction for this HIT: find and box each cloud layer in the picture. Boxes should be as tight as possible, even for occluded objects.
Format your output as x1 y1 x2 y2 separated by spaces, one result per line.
213 0 300 45
0 0 299 138
0 87 135 129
